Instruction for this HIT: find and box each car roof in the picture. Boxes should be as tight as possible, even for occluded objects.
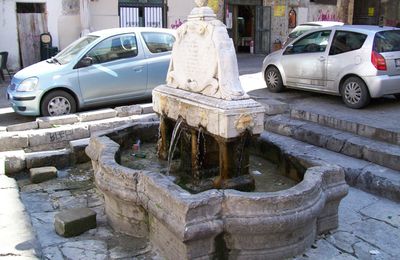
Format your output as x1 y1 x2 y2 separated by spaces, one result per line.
300 21 344 27
89 27 175 38
337 24 400 32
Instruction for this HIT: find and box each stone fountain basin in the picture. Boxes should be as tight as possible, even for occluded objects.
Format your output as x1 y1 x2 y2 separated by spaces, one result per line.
86 121 348 260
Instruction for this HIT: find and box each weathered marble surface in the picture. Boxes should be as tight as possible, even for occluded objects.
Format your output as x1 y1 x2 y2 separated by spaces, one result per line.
166 2 247 100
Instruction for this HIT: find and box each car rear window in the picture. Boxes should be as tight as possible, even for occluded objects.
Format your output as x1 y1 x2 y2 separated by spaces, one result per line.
374 30 400 53
141 32 175 53
329 31 367 55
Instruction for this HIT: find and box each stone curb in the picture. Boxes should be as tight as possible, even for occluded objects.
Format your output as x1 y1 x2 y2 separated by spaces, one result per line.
0 105 157 153
5 104 153 132
262 131 400 202
265 114 400 172
1 114 159 175
290 108 400 146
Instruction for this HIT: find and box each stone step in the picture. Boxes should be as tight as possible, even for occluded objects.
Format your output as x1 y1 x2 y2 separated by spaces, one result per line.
265 114 400 172
260 131 400 202
290 109 400 146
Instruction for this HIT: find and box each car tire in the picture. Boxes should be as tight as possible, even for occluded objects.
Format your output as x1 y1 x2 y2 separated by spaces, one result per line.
41 90 77 116
264 67 284 93
341 77 370 109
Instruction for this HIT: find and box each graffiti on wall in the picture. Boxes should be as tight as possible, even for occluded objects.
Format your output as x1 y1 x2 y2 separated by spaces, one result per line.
171 19 185 29
315 9 339 21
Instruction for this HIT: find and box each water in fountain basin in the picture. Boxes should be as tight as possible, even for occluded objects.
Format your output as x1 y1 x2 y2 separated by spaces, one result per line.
121 143 298 193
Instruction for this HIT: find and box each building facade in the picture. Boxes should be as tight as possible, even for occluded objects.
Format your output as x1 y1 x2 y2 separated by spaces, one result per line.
2 0 400 70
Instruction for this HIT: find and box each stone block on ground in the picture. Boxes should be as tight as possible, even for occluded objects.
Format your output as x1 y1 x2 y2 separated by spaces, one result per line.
115 105 142 117
69 138 90 164
78 109 117 122
37 114 79 129
6 121 38 131
54 208 97 237
30 166 58 184
0 150 26 175
140 103 154 114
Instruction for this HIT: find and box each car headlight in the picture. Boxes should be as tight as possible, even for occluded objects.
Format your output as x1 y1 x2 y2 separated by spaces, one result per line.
16 77 39 92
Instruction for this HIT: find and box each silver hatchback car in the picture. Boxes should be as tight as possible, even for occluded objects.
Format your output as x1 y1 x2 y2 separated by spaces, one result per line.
262 25 400 108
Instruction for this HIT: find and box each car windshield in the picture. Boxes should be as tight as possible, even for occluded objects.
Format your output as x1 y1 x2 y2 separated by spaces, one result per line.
54 35 99 64
289 24 320 38
373 30 400 53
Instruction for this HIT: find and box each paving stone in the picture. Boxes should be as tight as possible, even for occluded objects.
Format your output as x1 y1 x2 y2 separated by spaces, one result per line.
31 212 69 248
0 132 28 151
0 150 26 175
30 166 58 184
60 240 107 259
26 149 71 169
115 105 142 117
78 109 117 122
54 208 97 237
37 114 79 129
6 121 38 131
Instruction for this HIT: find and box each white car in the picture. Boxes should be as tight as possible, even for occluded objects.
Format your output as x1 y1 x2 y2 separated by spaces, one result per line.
263 25 400 108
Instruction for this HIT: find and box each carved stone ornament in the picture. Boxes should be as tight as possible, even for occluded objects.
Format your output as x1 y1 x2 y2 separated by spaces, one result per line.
166 0 248 100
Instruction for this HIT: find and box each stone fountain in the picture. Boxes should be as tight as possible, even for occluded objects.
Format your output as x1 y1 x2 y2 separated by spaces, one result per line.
152 0 264 192
86 1 348 259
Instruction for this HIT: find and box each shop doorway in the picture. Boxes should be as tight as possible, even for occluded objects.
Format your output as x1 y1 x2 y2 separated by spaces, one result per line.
353 0 380 25
226 1 270 54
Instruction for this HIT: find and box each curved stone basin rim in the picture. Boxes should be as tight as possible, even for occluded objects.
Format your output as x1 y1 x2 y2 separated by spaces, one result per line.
86 124 348 260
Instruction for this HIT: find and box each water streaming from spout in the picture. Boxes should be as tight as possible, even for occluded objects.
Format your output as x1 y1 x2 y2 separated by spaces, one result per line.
167 117 184 175
237 131 249 176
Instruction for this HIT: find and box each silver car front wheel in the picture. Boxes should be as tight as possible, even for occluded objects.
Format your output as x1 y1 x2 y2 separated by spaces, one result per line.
41 90 77 116
264 67 284 93
341 77 370 109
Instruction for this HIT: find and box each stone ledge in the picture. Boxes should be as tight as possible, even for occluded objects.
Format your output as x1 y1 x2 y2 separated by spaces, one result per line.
37 114 79 129
77 109 118 122
290 109 400 146
266 114 400 172
5 104 155 132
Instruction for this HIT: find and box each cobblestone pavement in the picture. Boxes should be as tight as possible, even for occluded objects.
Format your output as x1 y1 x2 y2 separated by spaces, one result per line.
4 161 397 260
15 162 162 260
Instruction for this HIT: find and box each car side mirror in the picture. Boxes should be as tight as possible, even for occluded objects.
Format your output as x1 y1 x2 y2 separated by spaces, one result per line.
75 56 93 69
283 45 293 55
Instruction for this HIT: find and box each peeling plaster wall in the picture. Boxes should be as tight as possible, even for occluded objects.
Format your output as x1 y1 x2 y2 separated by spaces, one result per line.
58 0 118 51
0 0 61 70
167 0 224 29
264 0 337 51
0 0 118 70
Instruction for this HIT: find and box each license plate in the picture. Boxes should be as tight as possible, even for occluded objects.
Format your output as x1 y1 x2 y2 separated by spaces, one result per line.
396 59 400 67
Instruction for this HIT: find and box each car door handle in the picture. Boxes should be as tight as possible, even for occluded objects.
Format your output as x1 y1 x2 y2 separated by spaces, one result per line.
133 66 144 72
318 56 326 62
